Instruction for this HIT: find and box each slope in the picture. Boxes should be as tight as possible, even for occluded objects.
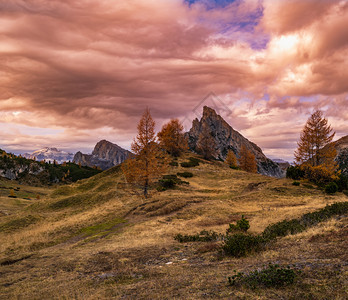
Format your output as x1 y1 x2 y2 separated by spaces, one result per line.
0 154 347 299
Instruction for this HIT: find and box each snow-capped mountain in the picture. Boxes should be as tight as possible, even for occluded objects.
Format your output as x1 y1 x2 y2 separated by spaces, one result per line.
22 147 74 164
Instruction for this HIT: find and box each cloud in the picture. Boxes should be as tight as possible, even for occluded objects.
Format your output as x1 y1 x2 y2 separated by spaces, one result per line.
0 0 347 161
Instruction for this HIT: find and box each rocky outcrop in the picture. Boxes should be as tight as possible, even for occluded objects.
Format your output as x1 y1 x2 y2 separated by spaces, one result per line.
333 136 348 177
186 106 284 177
73 140 132 170
0 162 44 180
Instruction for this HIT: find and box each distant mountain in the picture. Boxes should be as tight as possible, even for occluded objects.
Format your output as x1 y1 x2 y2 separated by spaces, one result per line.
0 149 100 185
272 159 291 173
22 147 74 164
186 106 284 177
73 140 132 170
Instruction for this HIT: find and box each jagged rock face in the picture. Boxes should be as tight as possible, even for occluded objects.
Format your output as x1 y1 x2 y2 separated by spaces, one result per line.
73 140 132 170
333 136 348 177
0 162 44 181
186 106 284 177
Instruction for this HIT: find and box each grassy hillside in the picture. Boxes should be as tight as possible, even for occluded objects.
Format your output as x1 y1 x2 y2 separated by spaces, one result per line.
0 154 347 299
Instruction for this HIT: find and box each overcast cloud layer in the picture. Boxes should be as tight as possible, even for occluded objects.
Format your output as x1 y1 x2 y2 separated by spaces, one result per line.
0 0 347 161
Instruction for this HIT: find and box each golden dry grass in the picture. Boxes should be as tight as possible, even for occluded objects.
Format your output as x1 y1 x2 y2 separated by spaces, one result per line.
0 155 347 299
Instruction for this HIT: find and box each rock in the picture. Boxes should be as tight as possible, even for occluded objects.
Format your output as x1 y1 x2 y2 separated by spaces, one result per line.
333 136 348 177
185 106 284 177
73 140 132 170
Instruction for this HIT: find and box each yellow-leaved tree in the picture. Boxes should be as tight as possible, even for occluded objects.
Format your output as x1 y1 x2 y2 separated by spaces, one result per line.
225 150 238 168
238 144 257 173
295 110 336 166
294 110 338 183
157 119 188 157
122 108 168 198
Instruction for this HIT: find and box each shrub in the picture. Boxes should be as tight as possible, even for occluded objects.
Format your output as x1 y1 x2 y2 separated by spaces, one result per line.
156 186 166 192
263 202 348 240
228 264 298 288
226 215 250 234
158 174 189 190
292 181 300 186
286 165 304 180
335 174 348 192
222 233 265 257
325 182 338 194
158 179 176 189
262 219 305 241
177 172 193 178
169 161 178 167
181 161 197 168
174 230 222 243
189 157 201 165
180 157 200 168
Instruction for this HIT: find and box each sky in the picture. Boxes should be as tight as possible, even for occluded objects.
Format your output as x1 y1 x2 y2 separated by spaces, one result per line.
0 0 347 161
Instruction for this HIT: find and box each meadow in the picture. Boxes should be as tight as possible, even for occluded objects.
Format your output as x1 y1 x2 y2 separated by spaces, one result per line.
0 155 347 299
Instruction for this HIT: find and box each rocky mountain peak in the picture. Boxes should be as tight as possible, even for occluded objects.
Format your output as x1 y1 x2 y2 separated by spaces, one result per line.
73 140 132 170
22 147 74 164
186 106 284 177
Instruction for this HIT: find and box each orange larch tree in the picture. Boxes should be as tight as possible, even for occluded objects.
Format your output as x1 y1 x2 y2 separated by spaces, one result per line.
157 119 188 157
238 144 257 173
122 108 167 198
225 150 238 168
295 110 336 166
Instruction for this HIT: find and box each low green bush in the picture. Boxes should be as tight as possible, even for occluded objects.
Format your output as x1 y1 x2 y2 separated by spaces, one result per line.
174 230 222 243
177 172 193 178
156 186 166 192
180 162 196 168
226 215 250 234
335 174 348 192
180 157 200 168
263 202 348 240
262 219 305 241
228 264 299 288
325 182 338 194
159 179 176 189
222 233 266 257
292 181 300 186
169 161 178 167
189 157 201 164
158 174 189 191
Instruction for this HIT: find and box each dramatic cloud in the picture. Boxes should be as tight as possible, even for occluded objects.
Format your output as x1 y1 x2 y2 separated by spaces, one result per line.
0 0 347 161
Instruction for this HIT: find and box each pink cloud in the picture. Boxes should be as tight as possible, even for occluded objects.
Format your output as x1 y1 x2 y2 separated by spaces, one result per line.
0 0 347 161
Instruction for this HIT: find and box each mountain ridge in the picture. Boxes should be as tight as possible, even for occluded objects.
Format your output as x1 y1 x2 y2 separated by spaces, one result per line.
73 140 132 170
186 106 284 177
23 147 74 164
